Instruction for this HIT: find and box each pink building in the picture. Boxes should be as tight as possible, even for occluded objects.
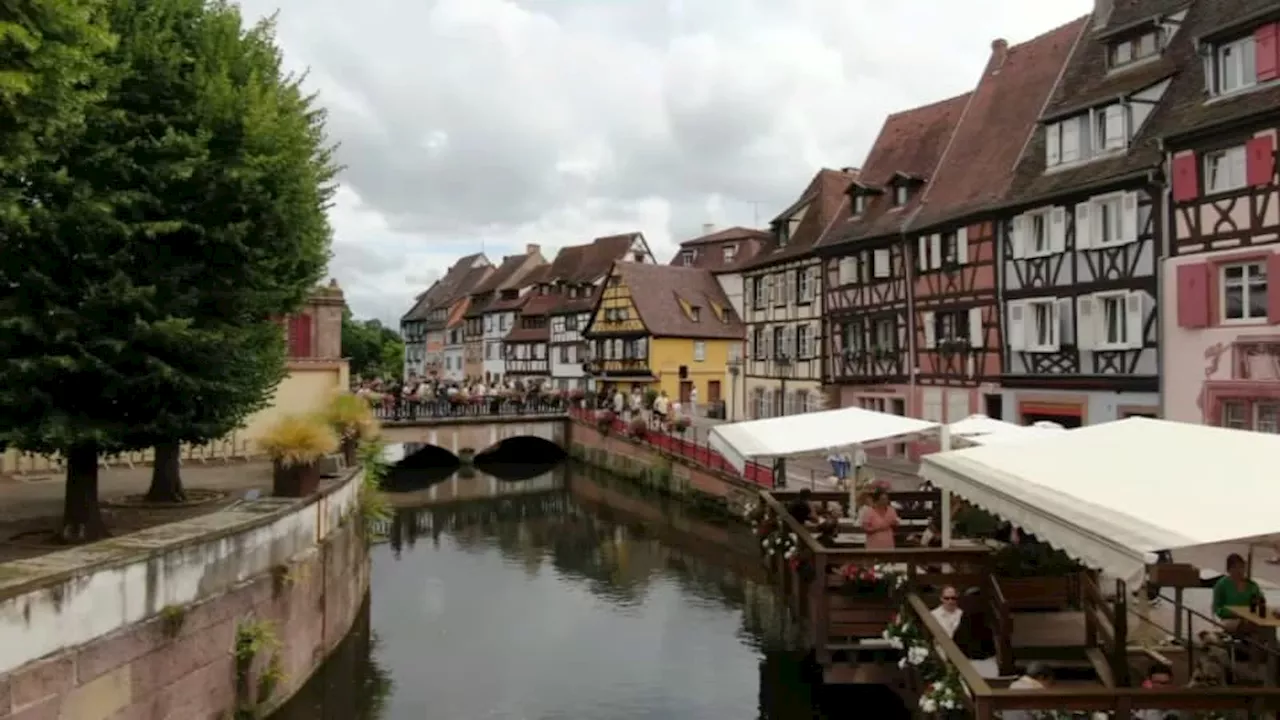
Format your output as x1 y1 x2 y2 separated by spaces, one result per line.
1161 8 1280 430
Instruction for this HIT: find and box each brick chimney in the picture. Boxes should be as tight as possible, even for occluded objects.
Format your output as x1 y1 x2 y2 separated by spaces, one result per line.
987 38 1009 73
701 223 715 235
525 243 540 255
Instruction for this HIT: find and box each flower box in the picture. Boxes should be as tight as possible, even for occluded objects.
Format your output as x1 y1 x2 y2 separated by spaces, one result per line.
273 460 321 497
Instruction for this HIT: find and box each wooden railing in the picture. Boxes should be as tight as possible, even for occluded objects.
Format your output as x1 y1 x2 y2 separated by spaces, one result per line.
986 572 1013 675
1080 571 1128 687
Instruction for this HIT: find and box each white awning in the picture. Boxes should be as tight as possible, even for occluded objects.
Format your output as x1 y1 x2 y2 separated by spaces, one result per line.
921 418 1280 585
947 414 1066 446
708 407 940 473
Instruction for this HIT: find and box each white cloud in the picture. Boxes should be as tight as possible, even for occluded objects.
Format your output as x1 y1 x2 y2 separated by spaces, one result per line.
234 0 1093 325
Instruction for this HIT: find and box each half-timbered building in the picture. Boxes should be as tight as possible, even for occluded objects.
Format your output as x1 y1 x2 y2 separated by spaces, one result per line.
503 271 559 384
460 247 544 384
816 94 969 431
995 0 1194 427
400 253 489 381
1158 0 1280 429
739 169 855 419
548 233 654 391
908 22 1085 427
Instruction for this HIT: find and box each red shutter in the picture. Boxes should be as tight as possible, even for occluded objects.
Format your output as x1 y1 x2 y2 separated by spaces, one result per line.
287 314 313 357
1246 134 1277 187
1256 23 1279 82
1176 263 1211 329
1270 254 1280 325
1170 152 1199 203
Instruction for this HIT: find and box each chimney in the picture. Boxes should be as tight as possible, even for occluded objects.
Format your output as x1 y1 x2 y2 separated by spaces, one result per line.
525 243 540 255
1093 0 1113 29
702 223 715 235
988 38 1009 73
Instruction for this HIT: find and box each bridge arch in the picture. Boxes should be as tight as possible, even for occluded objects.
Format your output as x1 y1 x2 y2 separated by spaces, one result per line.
474 436 566 465
379 417 568 458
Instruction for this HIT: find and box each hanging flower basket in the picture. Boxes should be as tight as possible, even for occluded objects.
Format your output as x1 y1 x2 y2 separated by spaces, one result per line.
838 564 906 598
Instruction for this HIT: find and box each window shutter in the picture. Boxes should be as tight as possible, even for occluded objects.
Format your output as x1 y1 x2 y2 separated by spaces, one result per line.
1246 134 1277 187
1124 291 1144 349
1074 202 1093 249
1171 152 1200 202
1007 302 1026 350
288 314 313 357
763 329 773 358
874 248 891 278
1049 300 1062 350
784 325 795 358
1046 125 1061 166
968 307 983 348
956 226 969 264
1175 263 1211 328
1056 297 1074 348
930 234 942 269
1104 105 1125 147
922 311 936 349
1269 254 1280 325
1257 23 1279 82
1074 296 1095 350
1010 215 1027 258
746 332 755 358
1049 208 1066 253
1120 191 1139 243
918 236 928 272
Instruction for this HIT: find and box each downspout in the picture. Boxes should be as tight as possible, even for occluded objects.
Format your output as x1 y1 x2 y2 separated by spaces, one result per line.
1155 137 1168 420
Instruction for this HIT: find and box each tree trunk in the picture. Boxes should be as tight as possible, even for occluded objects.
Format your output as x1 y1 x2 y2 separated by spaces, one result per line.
61 444 109 542
145 441 186 503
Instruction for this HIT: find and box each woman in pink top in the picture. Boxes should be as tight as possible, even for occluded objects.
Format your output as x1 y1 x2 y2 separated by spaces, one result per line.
861 487 900 549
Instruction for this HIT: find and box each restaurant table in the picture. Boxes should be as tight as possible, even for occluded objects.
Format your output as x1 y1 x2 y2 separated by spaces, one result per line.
1226 605 1280 685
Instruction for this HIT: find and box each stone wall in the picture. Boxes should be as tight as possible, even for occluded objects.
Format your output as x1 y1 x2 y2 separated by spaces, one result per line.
0 470 370 720
567 418 757 516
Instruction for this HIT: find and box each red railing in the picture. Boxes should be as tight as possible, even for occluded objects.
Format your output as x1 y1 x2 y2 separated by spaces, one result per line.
569 407 774 487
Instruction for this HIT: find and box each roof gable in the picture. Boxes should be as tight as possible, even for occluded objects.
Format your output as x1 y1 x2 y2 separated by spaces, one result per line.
740 168 859 269
602 263 745 340
911 19 1087 229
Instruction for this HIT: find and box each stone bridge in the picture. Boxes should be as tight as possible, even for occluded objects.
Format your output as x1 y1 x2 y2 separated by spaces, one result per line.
379 414 569 456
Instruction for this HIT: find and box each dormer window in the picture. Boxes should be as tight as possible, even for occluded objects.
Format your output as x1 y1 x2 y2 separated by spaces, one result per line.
776 222 790 247
1109 31 1160 69
893 186 909 206
723 244 737 261
1093 104 1128 152
853 193 868 215
1209 31 1264 96
680 249 696 266
690 306 701 322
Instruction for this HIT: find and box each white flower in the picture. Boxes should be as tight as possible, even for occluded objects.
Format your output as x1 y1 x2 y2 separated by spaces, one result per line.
906 645 929 666
789 532 798 542
919 697 937 714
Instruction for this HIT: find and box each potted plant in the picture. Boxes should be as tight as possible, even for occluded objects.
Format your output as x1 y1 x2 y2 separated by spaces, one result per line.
258 414 340 498
595 409 616 434
837 564 905 598
322 393 379 467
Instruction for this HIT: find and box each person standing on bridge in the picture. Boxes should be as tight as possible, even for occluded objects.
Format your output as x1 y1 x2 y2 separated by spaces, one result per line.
688 386 698 417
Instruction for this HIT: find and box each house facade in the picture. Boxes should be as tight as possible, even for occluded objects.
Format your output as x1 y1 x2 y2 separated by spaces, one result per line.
549 233 654 391
674 225 771 419
819 95 971 431
401 253 489 380
584 263 744 403
504 282 559 384
908 22 1084 430
740 169 855 420
482 286 531 383
1159 1 1280 429
460 246 545 385
995 0 1190 427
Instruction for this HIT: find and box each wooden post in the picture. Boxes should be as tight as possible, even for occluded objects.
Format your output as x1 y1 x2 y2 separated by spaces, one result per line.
938 425 952 548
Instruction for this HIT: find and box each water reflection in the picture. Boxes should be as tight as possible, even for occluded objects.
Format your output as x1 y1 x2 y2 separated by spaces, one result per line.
275 463 905 719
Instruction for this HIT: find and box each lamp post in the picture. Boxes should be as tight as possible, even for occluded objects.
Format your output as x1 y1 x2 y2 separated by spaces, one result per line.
727 357 741 422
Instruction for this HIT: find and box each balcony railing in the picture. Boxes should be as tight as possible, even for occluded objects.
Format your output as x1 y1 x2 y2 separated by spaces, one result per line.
373 397 569 422
590 358 652 376
505 359 549 374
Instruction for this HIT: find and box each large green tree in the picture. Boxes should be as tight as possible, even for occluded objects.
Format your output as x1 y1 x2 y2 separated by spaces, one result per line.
342 312 404 380
0 0 335 538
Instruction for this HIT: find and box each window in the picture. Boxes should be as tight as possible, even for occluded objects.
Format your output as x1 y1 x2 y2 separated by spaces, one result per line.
934 311 970 344
837 257 857 286
690 306 701 322
797 268 812 302
1029 300 1057 351
1046 116 1084 166
872 248 891 279
773 326 787 359
751 278 766 308
1094 104 1127 152
1096 292 1130 348
1028 211 1049 254
776 222 790 247
853 194 868 214
1205 146 1247 194
841 321 864 353
1214 35 1257 95
1222 262 1268 322
1259 403 1280 433
893 185 909 206
1093 195 1123 245
485 316 493 331
752 328 765 359
680 250 696 266
871 318 895 350
693 340 706 362
486 343 494 359
559 346 570 363
1109 32 1160 69
1223 400 1248 429
723 244 737 262
499 314 509 331
797 325 812 358
941 232 959 266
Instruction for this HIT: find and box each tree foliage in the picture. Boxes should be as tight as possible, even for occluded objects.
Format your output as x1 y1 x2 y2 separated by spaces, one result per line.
342 311 404 380
0 0 338 534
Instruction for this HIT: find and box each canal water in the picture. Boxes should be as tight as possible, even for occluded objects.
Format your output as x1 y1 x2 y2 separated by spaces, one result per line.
271 460 905 719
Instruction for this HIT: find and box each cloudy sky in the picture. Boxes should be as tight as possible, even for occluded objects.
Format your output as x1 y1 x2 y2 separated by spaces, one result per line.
232 0 1092 326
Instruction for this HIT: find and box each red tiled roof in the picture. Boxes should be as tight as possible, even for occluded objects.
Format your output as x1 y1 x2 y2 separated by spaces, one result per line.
592 263 745 340
819 93 971 251
672 226 773 273
911 18 1086 229
739 168 859 270
401 252 489 321
546 233 650 315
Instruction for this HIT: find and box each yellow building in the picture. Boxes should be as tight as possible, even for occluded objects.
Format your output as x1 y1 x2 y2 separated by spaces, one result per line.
584 262 745 408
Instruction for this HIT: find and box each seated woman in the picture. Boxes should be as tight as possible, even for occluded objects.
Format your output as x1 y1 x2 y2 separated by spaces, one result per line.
1213 553 1263 625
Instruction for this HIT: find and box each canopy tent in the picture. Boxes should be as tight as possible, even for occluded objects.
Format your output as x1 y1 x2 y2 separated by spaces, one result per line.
947 414 1067 446
921 417 1280 585
707 406 939 473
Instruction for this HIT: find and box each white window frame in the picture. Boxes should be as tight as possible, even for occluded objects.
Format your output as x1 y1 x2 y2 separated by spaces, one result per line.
1027 299 1059 352
1221 261 1268 323
693 340 706 362
1204 145 1247 194
1092 194 1125 246
753 277 767 308
1047 117 1084 166
1111 39 1133 66
1094 104 1127 152
1027 210 1051 256
893 185 909 206
1214 35 1257 96
1093 291 1131 350
797 267 812 302
853 194 867 214
680 250 696 266
797 324 813 358
723 244 737 262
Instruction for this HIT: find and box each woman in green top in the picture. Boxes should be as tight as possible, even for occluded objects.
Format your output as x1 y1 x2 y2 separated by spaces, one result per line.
1213 553 1262 622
